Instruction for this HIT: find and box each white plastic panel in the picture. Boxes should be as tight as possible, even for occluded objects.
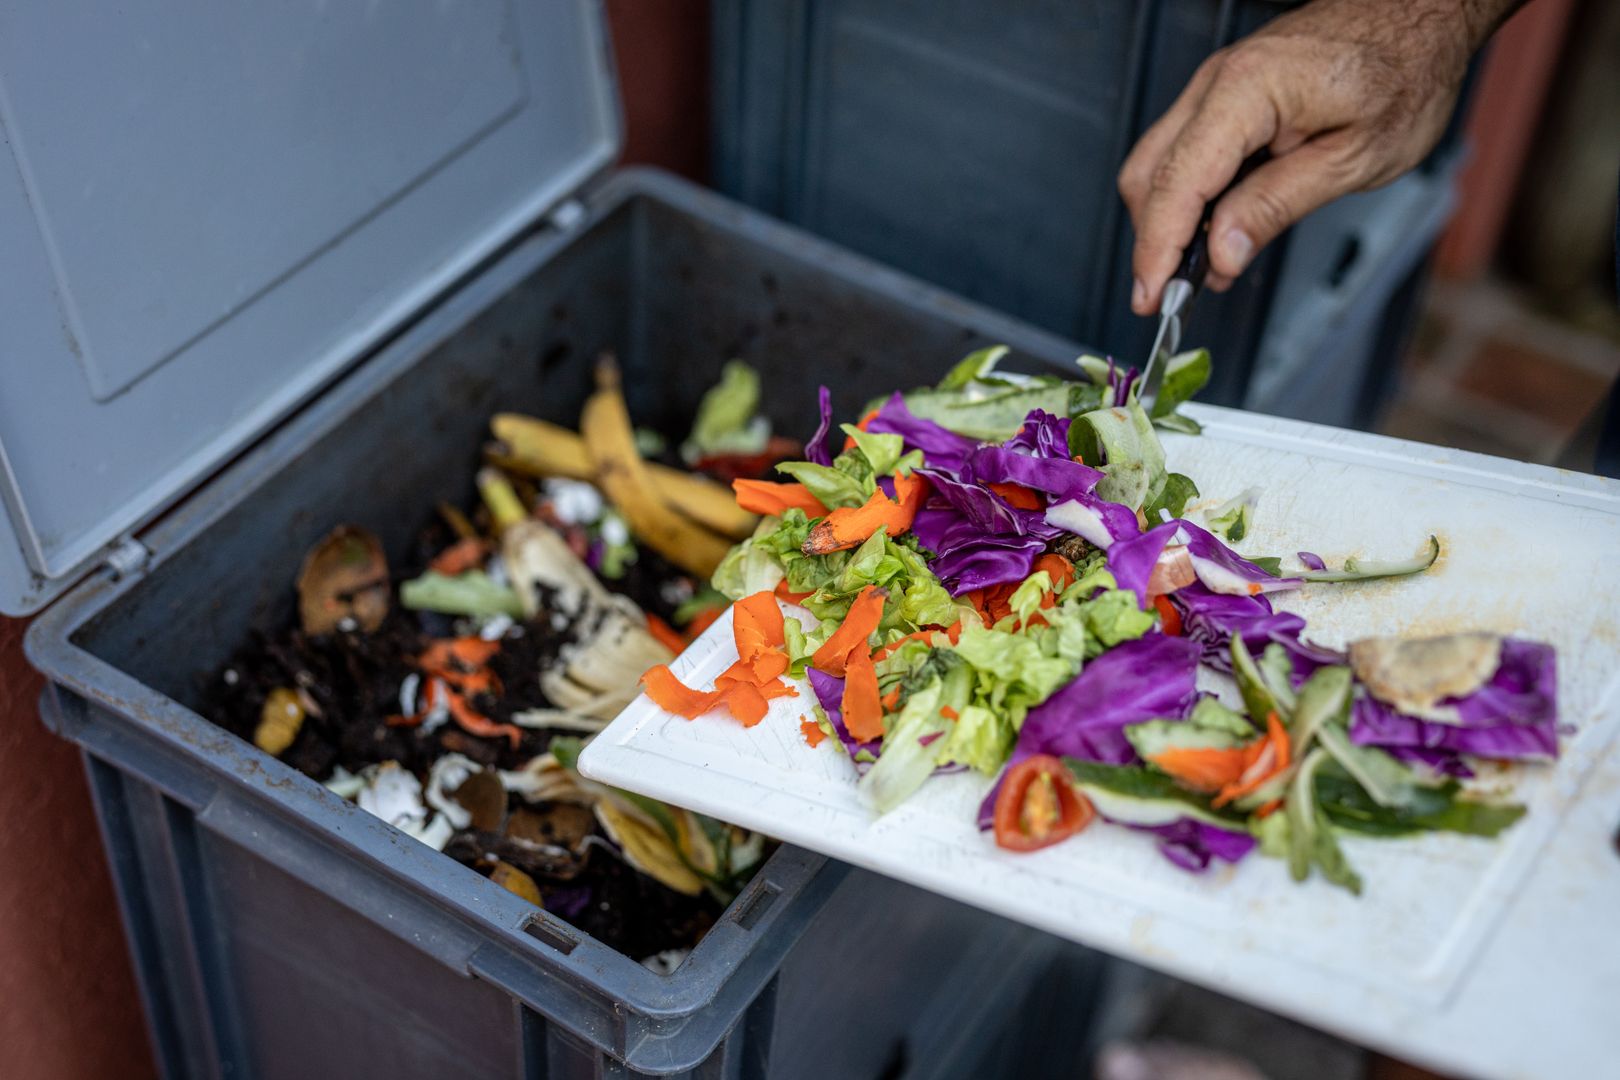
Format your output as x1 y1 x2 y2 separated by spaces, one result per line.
0 0 618 613
583 406 1620 1080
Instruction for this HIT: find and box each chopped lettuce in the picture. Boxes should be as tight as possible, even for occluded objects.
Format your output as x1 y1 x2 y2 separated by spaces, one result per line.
1069 399 1168 512
684 360 767 462
774 460 870 510
858 680 950 813
1206 489 1257 543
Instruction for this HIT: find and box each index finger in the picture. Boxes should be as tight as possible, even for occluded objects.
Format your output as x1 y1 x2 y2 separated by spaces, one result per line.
1130 81 1278 313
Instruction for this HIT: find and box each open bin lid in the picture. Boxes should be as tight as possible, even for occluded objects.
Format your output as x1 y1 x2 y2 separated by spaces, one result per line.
0 1 619 615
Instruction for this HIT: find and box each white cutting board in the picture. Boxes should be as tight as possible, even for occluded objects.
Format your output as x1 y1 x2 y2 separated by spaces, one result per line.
581 405 1620 1079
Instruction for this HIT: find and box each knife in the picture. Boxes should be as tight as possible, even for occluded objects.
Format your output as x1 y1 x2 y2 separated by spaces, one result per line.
1137 151 1269 412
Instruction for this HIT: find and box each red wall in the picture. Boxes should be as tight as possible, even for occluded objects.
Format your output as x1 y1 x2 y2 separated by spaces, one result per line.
0 7 712 1078
0 616 156 1080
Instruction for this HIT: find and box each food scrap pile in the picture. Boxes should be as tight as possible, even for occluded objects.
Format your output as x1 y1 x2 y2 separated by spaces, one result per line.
646 347 1555 894
210 357 796 961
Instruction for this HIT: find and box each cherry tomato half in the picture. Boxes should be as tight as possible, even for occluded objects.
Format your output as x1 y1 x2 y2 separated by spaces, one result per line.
993 755 1094 852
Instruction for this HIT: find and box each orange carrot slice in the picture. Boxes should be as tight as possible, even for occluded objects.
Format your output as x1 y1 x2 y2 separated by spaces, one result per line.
731 591 789 682
732 479 829 518
801 473 930 555
419 637 502 673
810 585 887 676
869 620 961 661
1211 714 1292 808
940 705 960 721
775 578 816 603
646 613 686 655
989 482 1042 510
642 664 725 718
430 537 489 576
1148 745 1252 793
842 649 884 742
1032 552 1076 590
446 692 523 749
801 718 828 747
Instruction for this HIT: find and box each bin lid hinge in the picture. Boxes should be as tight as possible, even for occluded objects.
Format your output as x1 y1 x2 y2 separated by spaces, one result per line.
102 537 152 582
545 198 588 234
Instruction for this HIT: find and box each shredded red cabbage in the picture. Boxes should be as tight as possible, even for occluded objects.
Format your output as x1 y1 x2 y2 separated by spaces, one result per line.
808 668 882 770
1118 817 1258 872
805 385 835 467
1348 639 1559 761
977 634 1201 827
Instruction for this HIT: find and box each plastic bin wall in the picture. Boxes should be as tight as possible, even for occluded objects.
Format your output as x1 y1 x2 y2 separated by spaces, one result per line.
28 171 1103 1080
712 0 1465 422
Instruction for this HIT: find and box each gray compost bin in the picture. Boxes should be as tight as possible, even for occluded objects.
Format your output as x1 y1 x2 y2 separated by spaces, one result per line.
3 5 1107 1078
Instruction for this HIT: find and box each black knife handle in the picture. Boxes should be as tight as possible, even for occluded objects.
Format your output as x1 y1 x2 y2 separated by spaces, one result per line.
1172 149 1271 296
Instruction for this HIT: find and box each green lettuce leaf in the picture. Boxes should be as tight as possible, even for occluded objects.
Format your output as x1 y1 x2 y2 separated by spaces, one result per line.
1149 349 1212 420
858 680 950 814
1143 472 1199 522
400 570 524 617
774 460 870 510
938 345 1010 390
1070 400 1168 512
685 360 766 459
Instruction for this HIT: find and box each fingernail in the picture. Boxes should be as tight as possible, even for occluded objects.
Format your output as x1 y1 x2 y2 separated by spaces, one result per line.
1221 227 1254 272
1132 277 1147 311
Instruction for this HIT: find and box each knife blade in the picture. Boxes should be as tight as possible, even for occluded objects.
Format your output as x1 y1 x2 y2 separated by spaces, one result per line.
1137 150 1269 412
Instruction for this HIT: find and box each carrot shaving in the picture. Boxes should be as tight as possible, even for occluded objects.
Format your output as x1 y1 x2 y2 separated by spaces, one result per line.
801 473 930 555
841 648 884 742
880 686 901 710
810 585 887 676
1152 595 1183 636
731 591 790 680
446 692 523 749
1148 745 1252 793
1246 582 1264 595
429 537 489 576
1267 710 1292 769
1255 799 1284 819
1032 553 1076 590
940 705 960 721
642 592 798 728
646 613 686 655
419 637 502 673
869 620 961 661
1211 728 1288 808
641 664 725 717
385 713 422 728
775 579 815 603
800 719 828 747
988 482 1042 511
714 677 770 727
732 478 829 518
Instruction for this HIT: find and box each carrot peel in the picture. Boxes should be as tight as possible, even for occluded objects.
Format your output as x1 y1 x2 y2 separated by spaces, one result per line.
801 473 929 555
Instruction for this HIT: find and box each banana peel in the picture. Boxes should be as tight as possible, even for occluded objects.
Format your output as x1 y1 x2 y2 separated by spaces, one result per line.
578 360 736 577
594 797 706 896
492 412 758 541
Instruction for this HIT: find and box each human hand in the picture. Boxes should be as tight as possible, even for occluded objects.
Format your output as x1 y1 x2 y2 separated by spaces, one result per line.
1118 0 1524 315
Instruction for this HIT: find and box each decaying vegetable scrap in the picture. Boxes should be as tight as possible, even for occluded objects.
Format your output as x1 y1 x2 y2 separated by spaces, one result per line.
210 356 792 959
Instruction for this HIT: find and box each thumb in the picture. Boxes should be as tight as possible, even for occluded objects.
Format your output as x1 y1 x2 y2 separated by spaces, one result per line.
1206 142 1362 279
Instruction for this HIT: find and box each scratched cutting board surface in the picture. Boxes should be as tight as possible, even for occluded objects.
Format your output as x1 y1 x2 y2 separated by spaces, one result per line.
581 405 1620 1079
